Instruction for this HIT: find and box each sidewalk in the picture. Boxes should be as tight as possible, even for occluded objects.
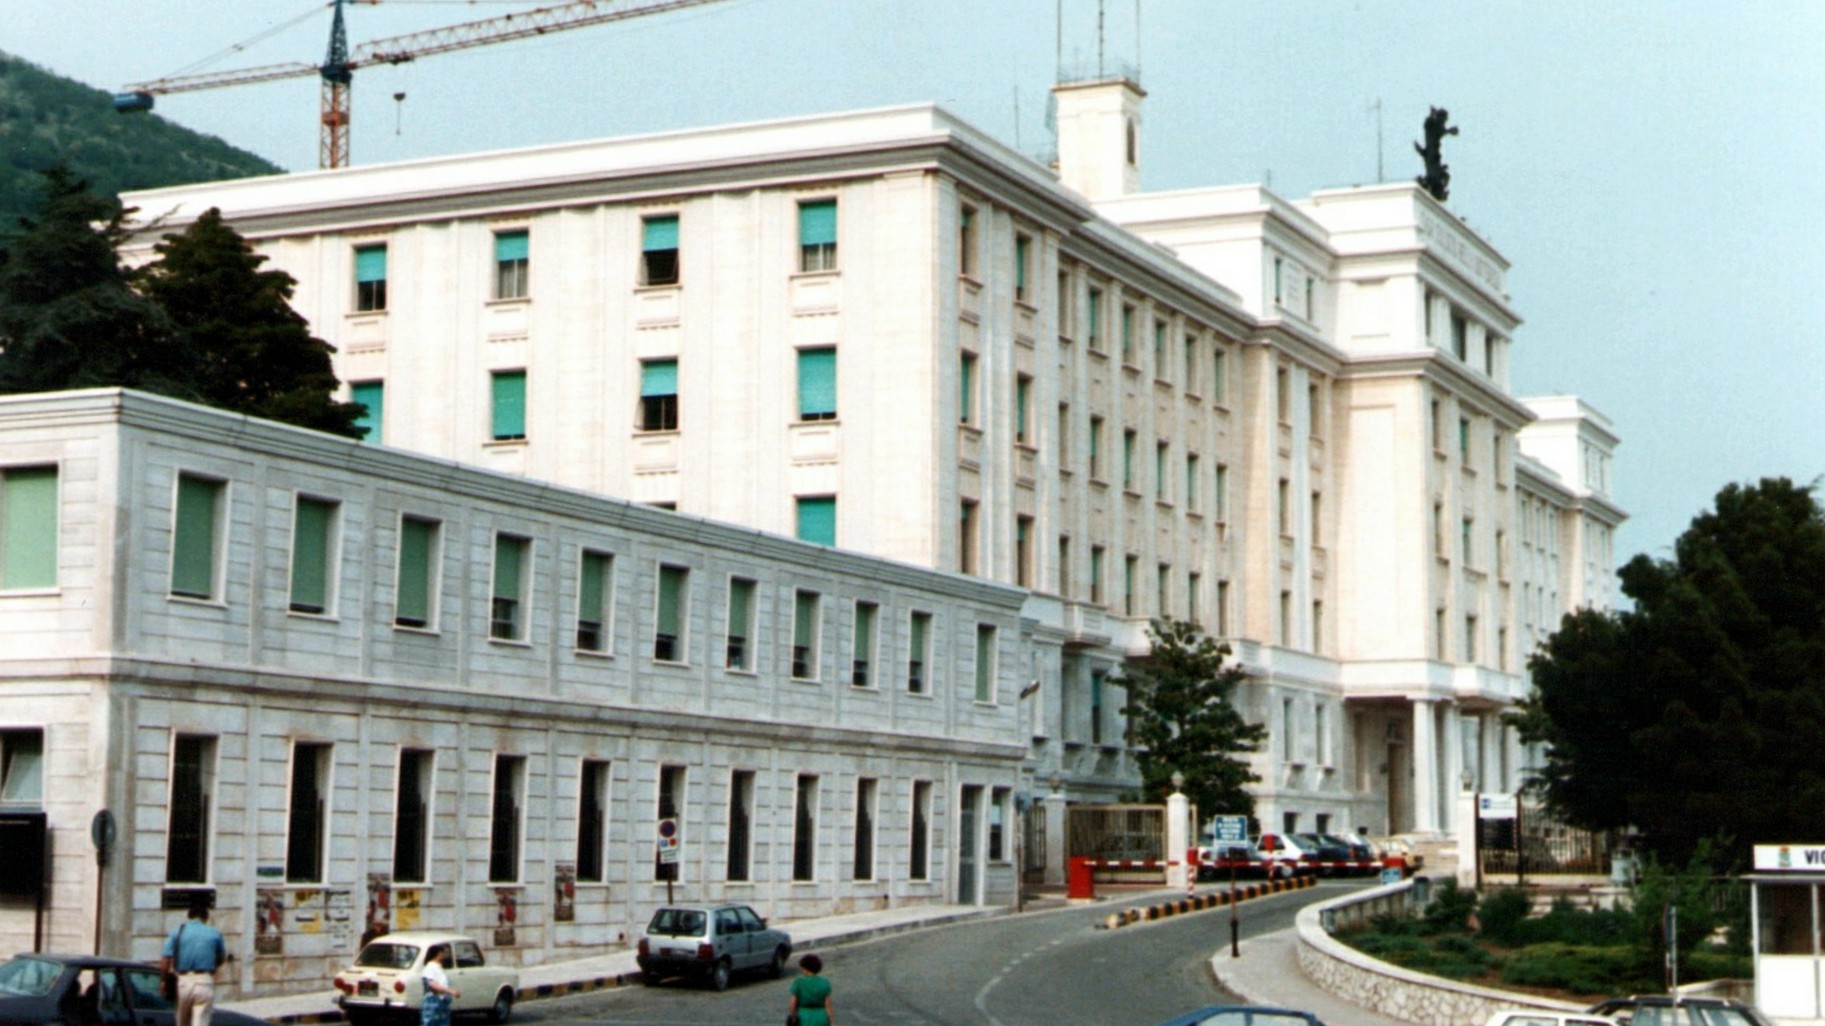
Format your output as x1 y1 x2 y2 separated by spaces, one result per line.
223 902 1005 1024
1210 924 1414 1026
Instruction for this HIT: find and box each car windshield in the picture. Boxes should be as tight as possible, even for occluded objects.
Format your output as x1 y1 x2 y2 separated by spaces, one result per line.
1691 1007 1758 1026
0 957 63 997
355 942 422 970
1195 1012 1320 1026
647 909 708 936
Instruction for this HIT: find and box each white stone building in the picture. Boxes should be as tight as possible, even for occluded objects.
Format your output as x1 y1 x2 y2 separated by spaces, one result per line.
0 389 1028 994
116 75 1623 856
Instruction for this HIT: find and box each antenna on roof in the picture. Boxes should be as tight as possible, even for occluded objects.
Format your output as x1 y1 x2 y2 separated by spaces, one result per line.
1096 0 1106 79
1135 0 1141 81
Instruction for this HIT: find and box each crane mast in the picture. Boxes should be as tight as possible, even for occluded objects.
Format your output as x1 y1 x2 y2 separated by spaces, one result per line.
117 0 732 169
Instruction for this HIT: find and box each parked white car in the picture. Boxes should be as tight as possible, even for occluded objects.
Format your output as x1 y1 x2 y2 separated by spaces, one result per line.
333 932 518 1026
1483 1010 1622 1026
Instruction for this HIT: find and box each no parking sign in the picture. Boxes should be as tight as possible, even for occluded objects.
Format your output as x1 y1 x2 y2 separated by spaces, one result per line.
657 817 680 865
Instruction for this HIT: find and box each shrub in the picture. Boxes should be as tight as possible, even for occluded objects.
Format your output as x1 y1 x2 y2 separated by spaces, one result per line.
1421 879 1479 935
1500 942 1654 995
1478 888 1533 945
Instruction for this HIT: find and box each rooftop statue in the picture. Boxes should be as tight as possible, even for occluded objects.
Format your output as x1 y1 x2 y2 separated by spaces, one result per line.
1415 106 1459 201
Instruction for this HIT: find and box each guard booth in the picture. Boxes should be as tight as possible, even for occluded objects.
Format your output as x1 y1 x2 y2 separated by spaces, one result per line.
1748 844 1825 1021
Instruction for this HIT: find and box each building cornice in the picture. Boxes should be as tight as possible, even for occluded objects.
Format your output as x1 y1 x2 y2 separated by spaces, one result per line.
1333 350 1538 429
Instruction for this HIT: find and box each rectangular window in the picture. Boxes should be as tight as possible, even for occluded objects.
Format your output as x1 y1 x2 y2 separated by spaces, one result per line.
1057 403 1070 467
909 780 932 880
1273 256 1284 304
798 200 837 272
796 495 836 546
1124 554 1138 616
641 215 679 286
989 787 1009 861
792 589 821 680
655 765 686 881
1086 287 1104 349
1015 374 1032 443
1308 383 1324 436
490 533 530 642
639 359 679 431
1188 571 1201 625
1431 399 1445 450
1465 614 1479 662
1313 600 1325 652
1311 492 1323 545
354 244 387 312
494 230 529 300
171 473 224 601
792 774 819 881
1014 234 1032 302
1058 535 1072 598
1278 478 1292 535
1157 563 1170 616
1462 517 1474 565
491 370 527 441
0 465 57 590
1452 311 1468 360
958 204 978 278
853 777 877 880
1281 590 1294 644
576 550 613 652
1153 320 1167 376
1217 580 1230 634
1015 515 1033 588
576 759 610 883
726 577 756 671
1213 347 1228 403
489 754 525 883
1088 416 1104 479
286 742 332 883
1276 367 1291 424
165 735 214 884
959 352 978 425
1460 417 1472 464
1122 430 1136 490
1120 303 1135 360
974 624 997 703
1155 441 1169 501
959 499 978 575
1282 698 1296 760
1186 455 1201 512
1090 545 1106 606
851 600 877 687
727 769 755 882
288 496 338 615
1057 271 1072 335
908 611 931 693
797 348 838 421
395 516 439 629
655 564 688 662
1184 336 1198 392
1090 671 1105 744
393 748 433 884
351 381 384 443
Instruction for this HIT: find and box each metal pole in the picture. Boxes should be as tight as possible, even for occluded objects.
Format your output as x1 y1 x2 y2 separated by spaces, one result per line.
93 864 104 956
1229 862 1239 957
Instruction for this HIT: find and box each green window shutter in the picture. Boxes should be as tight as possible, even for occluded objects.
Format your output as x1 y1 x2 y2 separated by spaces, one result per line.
493 535 524 603
352 381 384 443
959 355 974 422
797 349 837 418
494 231 528 263
492 371 526 440
642 216 679 252
795 592 817 648
1015 378 1030 437
1015 236 1029 292
728 579 752 634
798 201 837 246
796 496 836 546
355 245 387 283
579 551 606 624
854 604 874 661
0 466 58 590
290 497 334 613
641 359 678 397
657 565 684 637
975 626 994 702
396 518 435 626
171 475 219 599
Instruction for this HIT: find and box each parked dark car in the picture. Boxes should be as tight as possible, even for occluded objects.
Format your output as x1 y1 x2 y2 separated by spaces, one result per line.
1293 833 1354 874
1156 1005 1332 1026
636 904 792 991
1588 996 1776 1026
0 953 274 1026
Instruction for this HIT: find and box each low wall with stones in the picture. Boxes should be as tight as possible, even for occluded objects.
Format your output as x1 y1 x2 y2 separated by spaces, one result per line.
1295 881 1584 1026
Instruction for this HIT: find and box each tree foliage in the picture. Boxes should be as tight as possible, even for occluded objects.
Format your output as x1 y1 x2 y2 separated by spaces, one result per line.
1121 618 1267 821
1515 478 1825 862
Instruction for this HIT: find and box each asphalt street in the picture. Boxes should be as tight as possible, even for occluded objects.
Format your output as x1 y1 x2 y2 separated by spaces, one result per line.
514 882 1340 1026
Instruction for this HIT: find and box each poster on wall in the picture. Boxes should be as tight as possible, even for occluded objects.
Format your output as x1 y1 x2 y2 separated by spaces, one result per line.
395 889 421 931
494 888 518 948
365 874 393 946
254 889 285 956
554 863 576 923
327 890 355 953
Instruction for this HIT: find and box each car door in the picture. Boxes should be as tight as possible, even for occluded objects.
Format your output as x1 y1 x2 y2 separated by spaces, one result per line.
715 909 749 969
449 941 489 1014
117 967 172 1026
735 907 773 967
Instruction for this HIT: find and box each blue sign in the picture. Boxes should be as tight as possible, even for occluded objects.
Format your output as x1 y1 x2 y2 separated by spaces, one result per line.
1380 867 1403 885
1211 815 1249 843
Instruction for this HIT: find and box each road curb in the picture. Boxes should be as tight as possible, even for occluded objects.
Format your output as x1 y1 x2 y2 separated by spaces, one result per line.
1100 875 1317 929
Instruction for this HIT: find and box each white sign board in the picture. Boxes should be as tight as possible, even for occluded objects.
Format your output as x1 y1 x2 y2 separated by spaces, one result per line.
1477 793 1518 820
1211 815 1249 843
1753 844 1825 871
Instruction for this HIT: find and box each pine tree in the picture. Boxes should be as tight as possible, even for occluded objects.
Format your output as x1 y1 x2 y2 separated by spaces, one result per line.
0 167 193 398
1122 618 1268 822
140 207 364 438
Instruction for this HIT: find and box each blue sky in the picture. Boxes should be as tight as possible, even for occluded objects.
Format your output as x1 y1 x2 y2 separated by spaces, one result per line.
10 0 1823 567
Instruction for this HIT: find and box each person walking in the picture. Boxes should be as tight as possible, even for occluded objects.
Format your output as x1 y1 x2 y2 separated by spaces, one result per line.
420 944 461 1026
160 896 226 1026
786 953 833 1026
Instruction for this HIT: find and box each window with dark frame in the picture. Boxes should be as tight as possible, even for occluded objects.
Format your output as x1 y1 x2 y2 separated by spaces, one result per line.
488 754 524 883
989 787 1009 861
792 590 821 680
490 534 530 641
354 244 387 312
494 230 529 300
853 777 877 881
908 611 930 694
909 780 931 880
394 516 438 629
641 215 679 286
792 774 818 881
726 577 756 671
576 760 610 883
727 769 754 882
165 735 214 884
576 550 612 653
654 564 687 662
170 474 223 601
639 359 679 432
286 742 331 883
851 601 877 687
393 748 432 884
798 200 837 272
289 496 337 615
655 765 685 881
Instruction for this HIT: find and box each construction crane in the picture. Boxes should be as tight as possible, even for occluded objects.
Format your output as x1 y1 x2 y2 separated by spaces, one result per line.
116 0 732 169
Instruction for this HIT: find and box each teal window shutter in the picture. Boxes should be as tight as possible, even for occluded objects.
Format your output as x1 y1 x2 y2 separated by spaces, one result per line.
798 201 837 245
854 603 875 662
355 245 387 283
494 231 529 263
642 216 679 252
492 371 526 440
290 497 334 613
975 626 994 702
396 517 435 627
641 359 678 397
728 579 752 636
1015 235 1029 293
352 381 384 443
657 565 684 639
0 466 58 590
797 349 837 418
796 496 836 546
171 475 220 599
494 535 524 603
959 354 974 422
579 552 606 624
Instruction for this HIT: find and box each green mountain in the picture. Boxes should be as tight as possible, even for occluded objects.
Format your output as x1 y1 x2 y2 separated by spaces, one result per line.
0 51 283 232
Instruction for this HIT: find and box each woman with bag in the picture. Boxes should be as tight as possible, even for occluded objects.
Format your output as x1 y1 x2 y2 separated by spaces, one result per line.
420 945 461 1026
785 953 832 1026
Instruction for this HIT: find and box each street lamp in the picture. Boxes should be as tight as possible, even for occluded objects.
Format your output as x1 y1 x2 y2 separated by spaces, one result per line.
1171 770 1185 793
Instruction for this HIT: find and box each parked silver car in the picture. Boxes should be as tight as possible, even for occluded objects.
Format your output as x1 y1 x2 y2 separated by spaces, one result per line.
635 904 792 991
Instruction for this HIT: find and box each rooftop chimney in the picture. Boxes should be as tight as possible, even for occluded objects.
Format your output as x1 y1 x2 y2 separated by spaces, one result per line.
1052 76 1145 202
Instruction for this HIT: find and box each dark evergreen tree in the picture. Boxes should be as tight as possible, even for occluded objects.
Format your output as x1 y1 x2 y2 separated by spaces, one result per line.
1516 478 1825 862
140 207 364 438
0 167 193 398
1121 618 1267 822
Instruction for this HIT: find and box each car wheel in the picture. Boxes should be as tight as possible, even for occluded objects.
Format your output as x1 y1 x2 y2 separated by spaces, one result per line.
641 970 664 987
708 959 732 992
345 1010 378 1026
768 947 787 979
487 989 513 1025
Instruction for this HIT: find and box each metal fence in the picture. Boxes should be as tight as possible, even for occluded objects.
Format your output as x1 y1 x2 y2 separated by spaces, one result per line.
1066 804 1166 862
1479 797 1609 875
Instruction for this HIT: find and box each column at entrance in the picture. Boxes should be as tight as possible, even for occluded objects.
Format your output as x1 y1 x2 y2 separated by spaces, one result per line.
1411 699 1439 834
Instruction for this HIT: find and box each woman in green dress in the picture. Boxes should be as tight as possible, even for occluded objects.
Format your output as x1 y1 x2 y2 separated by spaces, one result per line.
787 953 833 1026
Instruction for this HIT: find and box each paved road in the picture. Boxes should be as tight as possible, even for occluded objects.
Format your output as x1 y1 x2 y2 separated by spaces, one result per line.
516 883 1344 1026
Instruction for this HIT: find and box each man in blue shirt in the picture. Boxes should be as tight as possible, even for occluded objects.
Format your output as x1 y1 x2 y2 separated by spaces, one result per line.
161 896 227 1026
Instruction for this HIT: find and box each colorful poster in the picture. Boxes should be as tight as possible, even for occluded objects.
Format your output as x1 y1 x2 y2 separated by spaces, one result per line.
554 863 576 923
365 873 393 945
254 889 285 956
494 888 518 948
395 889 421 931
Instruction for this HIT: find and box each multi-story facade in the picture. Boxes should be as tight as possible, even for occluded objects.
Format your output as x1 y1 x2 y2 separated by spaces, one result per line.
0 389 1028 993
117 76 1622 856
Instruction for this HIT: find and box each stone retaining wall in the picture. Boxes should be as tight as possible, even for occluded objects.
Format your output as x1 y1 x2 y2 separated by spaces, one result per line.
1295 881 1584 1026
